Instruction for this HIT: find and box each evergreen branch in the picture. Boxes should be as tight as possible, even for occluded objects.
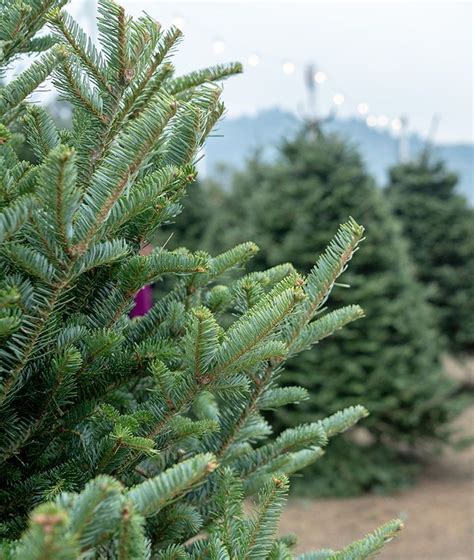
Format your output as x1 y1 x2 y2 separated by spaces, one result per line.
0 347 83 464
22 105 59 161
0 196 32 243
64 475 124 550
215 370 271 461
118 250 207 295
238 424 327 480
240 474 288 560
127 14 161 68
117 364 216 473
210 265 305 457
305 218 364 311
246 264 299 288
273 447 325 479
87 25 181 169
163 103 201 167
211 288 302 376
317 406 369 438
289 305 365 356
257 386 308 410
296 551 335 559
117 26 182 122
213 468 244 553
72 239 130 276
180 230 366 470
0 315 22 339
325 519 404 560
0 282 64 406
104 166 191 235
182 307 220 382
0 45 65 117
36 144 81 252
128 453 217 517
55 59 108 123
97 251 206 333
16 34 57 55
0 0 65 66
28 212 65 268
39 345 82 423
0 235 95 409
12 502 78 558
1 243 57 284
201 100 226 143
166 62 243 96
72 93 178 252
116 501 147 560
193 242 259 287
48 9 113 95
241 448 326 496
216 377 366 468
225 340 288 375
97 0 128 85
285 218 365 348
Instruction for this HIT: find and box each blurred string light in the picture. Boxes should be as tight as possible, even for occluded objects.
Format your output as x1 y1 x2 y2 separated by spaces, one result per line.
282 61 296 75
173 15 404 133
366 115 377 127
248 53 260 67
391 117 402 132
357 102 369 115
314 71 327 84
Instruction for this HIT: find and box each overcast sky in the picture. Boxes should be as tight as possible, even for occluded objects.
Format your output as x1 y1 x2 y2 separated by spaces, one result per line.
72 1 473 144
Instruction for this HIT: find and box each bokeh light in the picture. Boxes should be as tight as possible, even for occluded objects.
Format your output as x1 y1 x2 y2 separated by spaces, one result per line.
248 54 260 67
314 71 327 84
391 117 402 131
366 115 377 127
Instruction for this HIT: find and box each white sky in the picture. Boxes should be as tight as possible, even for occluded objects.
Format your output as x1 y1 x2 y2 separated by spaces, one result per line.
71 1 473 143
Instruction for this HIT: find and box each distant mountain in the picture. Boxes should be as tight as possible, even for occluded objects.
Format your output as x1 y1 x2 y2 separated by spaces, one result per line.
203 108 473 203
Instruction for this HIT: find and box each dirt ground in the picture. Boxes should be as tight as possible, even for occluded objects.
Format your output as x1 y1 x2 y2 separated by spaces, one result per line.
279 360 474 559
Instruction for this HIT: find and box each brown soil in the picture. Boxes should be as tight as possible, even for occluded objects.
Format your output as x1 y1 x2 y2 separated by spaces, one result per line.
279 360 474 559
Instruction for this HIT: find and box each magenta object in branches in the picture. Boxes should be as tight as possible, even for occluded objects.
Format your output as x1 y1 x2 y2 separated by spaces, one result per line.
130 285 153 318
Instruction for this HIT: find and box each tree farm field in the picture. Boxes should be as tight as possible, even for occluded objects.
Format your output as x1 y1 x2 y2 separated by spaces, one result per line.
279 359 474 559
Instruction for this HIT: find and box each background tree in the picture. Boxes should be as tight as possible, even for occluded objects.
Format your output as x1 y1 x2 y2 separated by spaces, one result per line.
204 124 466 495
387 156 474 355
161 179 223 251
0 1 402 557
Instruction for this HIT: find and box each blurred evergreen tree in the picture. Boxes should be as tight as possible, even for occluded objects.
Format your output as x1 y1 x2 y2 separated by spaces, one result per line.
203 124 466 495
159 179 224 251
387 157 474 355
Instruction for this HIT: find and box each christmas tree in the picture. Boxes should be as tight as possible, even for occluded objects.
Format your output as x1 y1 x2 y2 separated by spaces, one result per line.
206 125 466 495
0 1 403 557
160 179 222 253
387 156 474 355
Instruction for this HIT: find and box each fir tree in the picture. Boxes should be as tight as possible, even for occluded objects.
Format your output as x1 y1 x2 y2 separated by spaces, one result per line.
0 1 403 557
207 125 466 495
387 156 474 355
160 179 222 252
